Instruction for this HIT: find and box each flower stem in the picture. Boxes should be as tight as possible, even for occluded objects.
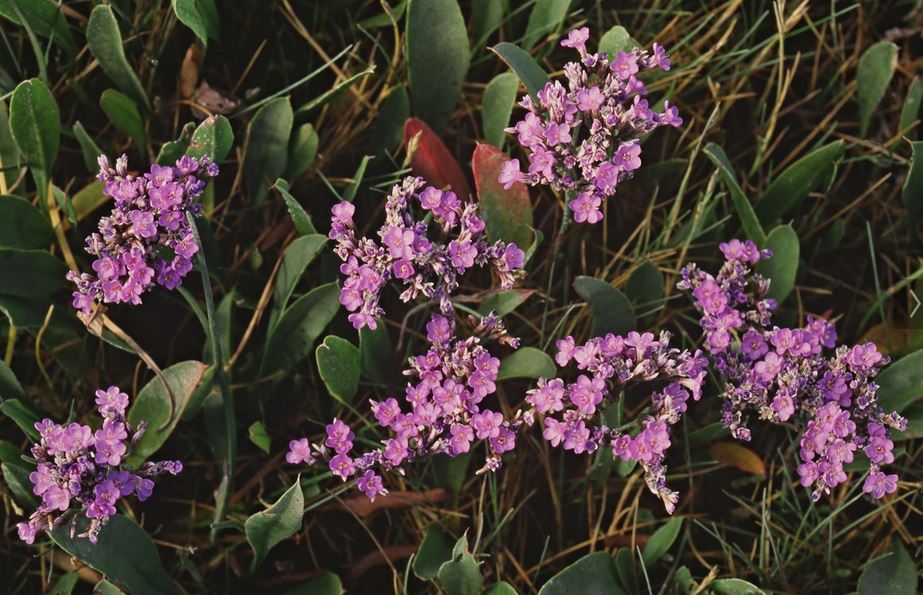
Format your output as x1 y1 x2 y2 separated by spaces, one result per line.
540 195 573 341
186 212 236 538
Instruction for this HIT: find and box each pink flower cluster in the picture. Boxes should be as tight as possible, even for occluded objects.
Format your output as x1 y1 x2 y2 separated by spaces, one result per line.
67 154 218 314
524 331 707 513
287 313 522 500
500 27 681 224
16 386 182 544
329 176 525 330
679 240 906 501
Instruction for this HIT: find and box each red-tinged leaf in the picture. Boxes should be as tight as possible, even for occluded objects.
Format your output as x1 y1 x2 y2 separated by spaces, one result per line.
472 142 534 248
709 442 766 476
404 117 471 198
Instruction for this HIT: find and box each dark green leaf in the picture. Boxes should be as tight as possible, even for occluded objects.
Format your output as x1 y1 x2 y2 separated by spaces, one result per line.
755 224 799 303
187 115 233 163
73 121 103 172
472 0 507 44
86 6 150 110
599 26 638 57
360 321 394 385
0 100 20 190
0 359 24 400
522 0 571 51
0 195 52 248
641 516 682 565
47 572 79 595
49 515 179 595
9 78 59 200
100 89 146 154
479 289 531 317
370 85 409 155
491 42 549 100
754 141 844 224
273 234 327 314
573 276 636 337
284 123 319 180
3 462 37 507
407 0 470 133
245 476 305 568
0 294 49 328
482 73 518 148
316 336 360 404
413 525 454 580
473 142 533 248
485 582 518 595
94 579 125 595
279 572 344 595
902 141 923 223
0 0 76 55
359 0 406 29
436 534 484 595
274 179 316 235
125 361 210 465
0 248 66 297
899 77 923 138
248 421 271 454
244 97 292 205
704 143 766 244
614 548 637 592
709 578 765 594
72 181 107 222
856 41 898 137
538 552 625 595
172 0 210 47
876 349 923 413
431 452 470 495
156 122 195 166
624 260 663 310
262 282 340 373
497 347 556 381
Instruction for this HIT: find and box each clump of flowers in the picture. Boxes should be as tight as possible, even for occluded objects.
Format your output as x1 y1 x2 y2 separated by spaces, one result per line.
286 312 521 500
16 386 182 544
524 331 707 513
499 27 681 224
67 154 219 314
329 176 525 329
678 239 906 501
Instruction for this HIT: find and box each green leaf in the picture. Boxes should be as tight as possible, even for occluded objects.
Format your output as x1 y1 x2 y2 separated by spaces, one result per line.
899 77 923 138
125 361 210 465
641 516 682 565
573 276 636 337
407 0 470 133
87 5 150 110
47 572 79 595
248 421 271 454
755 224 799 303
0 0 76 55
523 0 571 51
436 534 484 595
156 122 196 166
0 100 20 190
703 143 766 245
754 141 844 224
244 97 292 205
485 582 518 595
482 72 519 148
0 294 49 328
2 462 37 507
0 195 52 248
274 179 316 235
279 572 344 595
479 289 531 318
284 123 319 180
172 0 210 47
856 41 898 137
431 452 470 495
9 78 59 201
472 143 533 248
491 42 549 100
876 349 923 413
538 552 625 595
316 336 360 404
0 248 66 297
902 141 923 224
614 548 637 592
624 260 663 310
0 439 24 466
262 282 340 373
360 321 394 385
413 525 454 580
708 578 765 594
0 359 24 399
73 121 104 172
370 85 410 155
599 26 639 57
359 0 406 29
186 115 234 163
497 347 556 381
94 579 125 595
72 181 107 222
245 476 305 569
295 67 376 117
472 0 507 44
100 89 146 154
273 234 327 314
49 515 179 595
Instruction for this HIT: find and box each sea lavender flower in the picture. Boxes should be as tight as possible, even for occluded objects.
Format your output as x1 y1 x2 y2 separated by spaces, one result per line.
678 240 906 501
523 331 707 513
66 154 219 314
329 176 526 330
15 386 181 544
501 27 681 224
286 312 522 500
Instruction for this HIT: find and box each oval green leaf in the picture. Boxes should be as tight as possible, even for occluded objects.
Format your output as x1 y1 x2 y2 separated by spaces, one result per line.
262 282 340 373
100 89 146 154
754 141 844 224
245 476 305 568
755 224 799 303
538 551 625 595
187 114 234 163
573 276 636 337
0 248 66 297
0 195 52 248
876 349 923 414
284 123 319 180
641 516 682 565
490 42 549 101
703 143 766 245
413 525 454 580
436 534 484 595
87 5 150 110
482 72 519 148
497 347 556 381
273 234 327 314
856 41 898 137
244 97 292 205
274 179 316 235
316 335 360 404
9 78 59 200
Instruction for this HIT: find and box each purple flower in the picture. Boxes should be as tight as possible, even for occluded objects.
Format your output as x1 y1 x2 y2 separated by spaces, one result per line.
325 419 354 454
95 386 129 419
286 438 315 465
863 469 898 499
356 470 388 501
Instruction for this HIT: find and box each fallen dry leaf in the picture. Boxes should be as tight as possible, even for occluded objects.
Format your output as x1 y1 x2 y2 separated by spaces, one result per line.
709 442 766 475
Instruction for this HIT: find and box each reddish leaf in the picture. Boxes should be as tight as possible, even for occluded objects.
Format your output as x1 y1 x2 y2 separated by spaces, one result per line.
404 117 471 198
472 142 534 248
709 442 766 475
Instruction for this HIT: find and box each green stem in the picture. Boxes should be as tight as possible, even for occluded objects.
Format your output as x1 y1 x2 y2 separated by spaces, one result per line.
186 212 236 538
539 196 573 342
